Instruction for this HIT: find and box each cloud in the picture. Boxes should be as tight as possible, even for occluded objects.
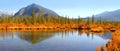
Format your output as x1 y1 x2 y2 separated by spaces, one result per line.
0 10 15 15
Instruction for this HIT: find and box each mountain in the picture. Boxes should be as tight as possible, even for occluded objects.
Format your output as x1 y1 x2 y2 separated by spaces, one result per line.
94 9 120 21
0 10 13 16
14 4 59 17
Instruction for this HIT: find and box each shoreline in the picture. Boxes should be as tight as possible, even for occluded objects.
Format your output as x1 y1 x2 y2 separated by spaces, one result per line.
0 23 118 33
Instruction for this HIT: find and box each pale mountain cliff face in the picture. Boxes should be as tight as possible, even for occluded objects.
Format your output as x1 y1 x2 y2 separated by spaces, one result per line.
14 4 59 17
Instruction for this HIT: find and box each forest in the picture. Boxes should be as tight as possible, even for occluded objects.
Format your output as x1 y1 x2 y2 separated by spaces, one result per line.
0 9 119 31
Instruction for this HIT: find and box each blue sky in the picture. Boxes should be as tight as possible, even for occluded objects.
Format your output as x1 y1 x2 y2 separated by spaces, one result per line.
0 0 120 18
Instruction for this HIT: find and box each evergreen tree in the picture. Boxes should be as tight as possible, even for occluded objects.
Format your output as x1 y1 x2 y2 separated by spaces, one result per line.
99 17 102 25
92 15 94 24
87 17 90 25
32 9 36 24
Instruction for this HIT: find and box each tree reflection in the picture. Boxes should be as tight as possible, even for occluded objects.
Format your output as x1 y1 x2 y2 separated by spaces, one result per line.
78 29 111 40
0 32 14 40
16 30 69 44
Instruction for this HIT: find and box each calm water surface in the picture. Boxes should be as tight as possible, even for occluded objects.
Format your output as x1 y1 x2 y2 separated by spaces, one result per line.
0 30 112 51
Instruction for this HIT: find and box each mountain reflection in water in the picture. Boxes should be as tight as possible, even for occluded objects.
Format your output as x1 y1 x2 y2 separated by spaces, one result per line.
0 30 112 51
17 31 55 44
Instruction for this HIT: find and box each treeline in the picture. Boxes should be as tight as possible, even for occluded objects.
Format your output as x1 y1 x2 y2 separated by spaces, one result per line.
82 15 120 27
0 10 119 27
0 15 79 25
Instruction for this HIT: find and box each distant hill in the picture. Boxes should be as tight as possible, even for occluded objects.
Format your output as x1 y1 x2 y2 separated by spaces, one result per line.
94 9 120 21
14 4 59 17
0 10 13 16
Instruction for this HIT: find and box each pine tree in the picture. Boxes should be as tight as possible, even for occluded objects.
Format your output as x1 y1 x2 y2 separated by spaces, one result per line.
32 9 36 24
99 17 102 25
87 17 90 25
78 16 83 24
92 15 94 24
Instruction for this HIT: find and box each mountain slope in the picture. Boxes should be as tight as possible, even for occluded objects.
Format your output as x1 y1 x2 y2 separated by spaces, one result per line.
94 9 120 21
14 4 59 17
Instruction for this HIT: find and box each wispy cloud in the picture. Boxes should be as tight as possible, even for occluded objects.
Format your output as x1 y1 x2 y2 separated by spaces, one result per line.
0 10 15 15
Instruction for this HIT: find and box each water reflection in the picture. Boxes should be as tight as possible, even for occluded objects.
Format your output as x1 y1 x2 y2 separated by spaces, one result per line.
0 32 14 40
78 30 112 40
0 30 112 51
17 31 56 44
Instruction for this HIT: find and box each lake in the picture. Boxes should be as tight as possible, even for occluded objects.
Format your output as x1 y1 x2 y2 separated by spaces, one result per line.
0 30 112 51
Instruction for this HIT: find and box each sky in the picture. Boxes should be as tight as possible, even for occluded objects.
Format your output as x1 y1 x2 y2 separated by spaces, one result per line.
0 0 120 18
